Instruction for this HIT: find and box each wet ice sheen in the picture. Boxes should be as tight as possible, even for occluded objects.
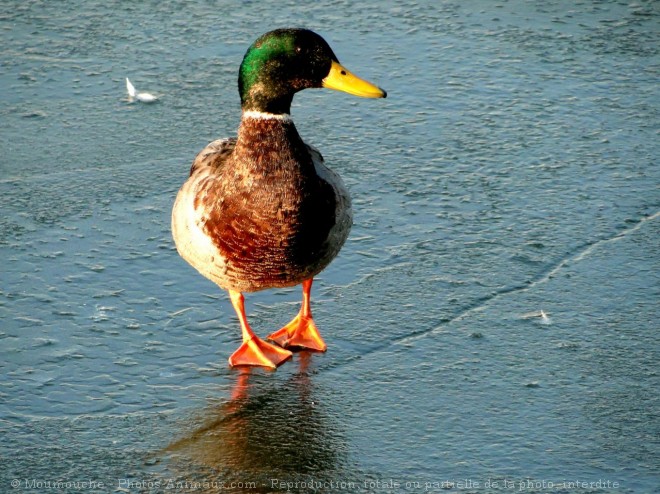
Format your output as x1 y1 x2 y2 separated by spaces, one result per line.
1 1 659 492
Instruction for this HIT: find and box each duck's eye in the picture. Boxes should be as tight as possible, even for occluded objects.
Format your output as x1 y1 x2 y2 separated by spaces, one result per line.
295 46 302 54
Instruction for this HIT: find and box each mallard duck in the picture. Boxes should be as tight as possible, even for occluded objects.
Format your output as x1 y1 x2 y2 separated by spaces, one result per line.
172 28 386 368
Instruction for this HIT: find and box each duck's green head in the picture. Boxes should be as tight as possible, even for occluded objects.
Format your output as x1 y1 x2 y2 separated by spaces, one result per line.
238 28 386 114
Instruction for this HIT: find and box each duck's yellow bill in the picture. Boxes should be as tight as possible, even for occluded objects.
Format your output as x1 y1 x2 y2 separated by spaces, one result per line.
322 61 387 98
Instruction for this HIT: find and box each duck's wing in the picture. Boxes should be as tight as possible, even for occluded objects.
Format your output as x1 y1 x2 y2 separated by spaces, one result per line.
190 137 237 176
304 142 353 263
304 142 351 213
304 143 324 164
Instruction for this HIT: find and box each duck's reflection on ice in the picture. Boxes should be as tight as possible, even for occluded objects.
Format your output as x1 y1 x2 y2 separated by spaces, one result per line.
163 354 351 491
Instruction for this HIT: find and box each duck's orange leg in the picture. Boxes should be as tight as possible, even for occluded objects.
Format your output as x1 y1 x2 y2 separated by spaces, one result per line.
228 290 292 368
267 279 327 352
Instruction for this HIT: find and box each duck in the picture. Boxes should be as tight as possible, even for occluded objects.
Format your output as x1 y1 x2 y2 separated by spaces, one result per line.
172 28 386 368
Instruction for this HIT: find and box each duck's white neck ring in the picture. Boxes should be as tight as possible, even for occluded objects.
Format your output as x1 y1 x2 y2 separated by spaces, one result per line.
242 110 292 122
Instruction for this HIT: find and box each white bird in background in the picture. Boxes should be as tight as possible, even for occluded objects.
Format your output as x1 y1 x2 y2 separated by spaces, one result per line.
126 78 157 103
522 309 552 325
539 310 551 325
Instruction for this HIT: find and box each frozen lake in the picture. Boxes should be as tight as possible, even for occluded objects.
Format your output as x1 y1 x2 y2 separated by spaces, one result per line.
1 1 658 492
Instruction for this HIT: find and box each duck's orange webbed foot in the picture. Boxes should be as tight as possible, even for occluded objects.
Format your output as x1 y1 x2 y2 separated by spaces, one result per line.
267 312 327 351
267 279 327 352
228 335 292 368
228 290 292 369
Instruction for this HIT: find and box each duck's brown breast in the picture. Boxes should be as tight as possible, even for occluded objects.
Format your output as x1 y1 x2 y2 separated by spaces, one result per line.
198 156 339 291
187 117 349 292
